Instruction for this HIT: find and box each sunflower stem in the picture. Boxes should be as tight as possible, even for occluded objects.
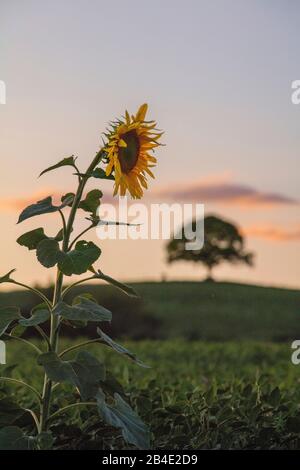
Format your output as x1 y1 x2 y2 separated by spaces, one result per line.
39 150 104 433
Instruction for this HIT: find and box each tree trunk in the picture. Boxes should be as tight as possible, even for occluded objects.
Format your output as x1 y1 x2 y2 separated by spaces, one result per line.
205 265 214 282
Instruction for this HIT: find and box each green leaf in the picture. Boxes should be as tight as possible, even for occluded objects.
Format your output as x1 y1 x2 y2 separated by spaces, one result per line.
38 351 105 399
268 387 281 407
54 297 111 323
61 192 75 207
55 228 64 241
79 189 102 217
17 196 73 224
0 398 31 427
91 168 115 180
36 432 53 450
0 426 36 450
73 351 106 399
97 328 149 368
10 324 26 337
19 303 50 327
39 156 77 177
94 270 139 298
17 228 48 250
0 306 21 337
57 241 101 276
73 292 98 304
101 371 125 398
36 238 60 268
96 390 150 449
0 269 16 284
0 364 17 376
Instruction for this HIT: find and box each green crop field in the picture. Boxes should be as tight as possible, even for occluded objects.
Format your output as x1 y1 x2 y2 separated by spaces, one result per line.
2 339 300 449
1 281 300 449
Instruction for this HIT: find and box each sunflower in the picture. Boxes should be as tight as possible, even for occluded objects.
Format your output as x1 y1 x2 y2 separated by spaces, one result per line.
104 103 163 198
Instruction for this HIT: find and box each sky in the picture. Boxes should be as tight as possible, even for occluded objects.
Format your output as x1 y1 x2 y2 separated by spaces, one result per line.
0 0 300 289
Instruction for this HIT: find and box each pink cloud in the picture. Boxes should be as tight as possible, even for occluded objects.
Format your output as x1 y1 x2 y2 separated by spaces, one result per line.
242 224 300 242
154 176 298 208
0 173 297 215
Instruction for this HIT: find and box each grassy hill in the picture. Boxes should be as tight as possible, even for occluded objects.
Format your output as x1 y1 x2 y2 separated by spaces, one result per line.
133 281 300 341
1 281 300 341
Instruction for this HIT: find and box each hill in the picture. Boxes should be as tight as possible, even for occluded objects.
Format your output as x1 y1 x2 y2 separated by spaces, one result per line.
0 281 299 341
133 281 300 341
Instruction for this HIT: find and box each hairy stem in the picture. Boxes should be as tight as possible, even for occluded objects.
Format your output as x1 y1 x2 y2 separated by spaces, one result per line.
68 223 95 251
61 276 96 299
0 377 42 403
25 409 40 433
47 402 97 423
34 325 50 349
39 150 103 433
59 339 101 358
8 281 51 309
3 333 42 354
58 209 67 240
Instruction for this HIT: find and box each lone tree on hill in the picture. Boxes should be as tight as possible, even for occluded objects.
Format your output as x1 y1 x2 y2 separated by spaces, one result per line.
167 214 254 281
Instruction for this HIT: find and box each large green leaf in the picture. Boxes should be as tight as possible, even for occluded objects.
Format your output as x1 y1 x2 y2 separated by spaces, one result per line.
16 228 48 250
38 351 105 399
19 303 50 327
96 390 150 450
93 270 138 298
0 426 36 450
36 238 60 268
0 306 21 337
0 269 16 284
17 195 73 224
79 189 102 217
97 328 149 368
54 297 111 323
39 156 77 177
57 241 101 276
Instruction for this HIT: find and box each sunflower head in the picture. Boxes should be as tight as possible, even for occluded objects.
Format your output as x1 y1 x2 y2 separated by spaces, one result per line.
104 103 163 198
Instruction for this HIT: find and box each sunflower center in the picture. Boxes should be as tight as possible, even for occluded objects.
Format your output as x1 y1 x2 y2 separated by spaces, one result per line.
118 130 140 174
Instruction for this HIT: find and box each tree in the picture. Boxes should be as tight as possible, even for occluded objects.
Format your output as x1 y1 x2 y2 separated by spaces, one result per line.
167 214 254 281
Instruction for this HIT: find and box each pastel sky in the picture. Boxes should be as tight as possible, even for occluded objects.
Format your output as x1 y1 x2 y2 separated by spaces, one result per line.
1 0 300 288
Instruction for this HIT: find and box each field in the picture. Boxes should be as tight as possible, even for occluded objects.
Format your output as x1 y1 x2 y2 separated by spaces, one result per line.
2 339 300 449
133 281 300 341
1 281 300 449
1 281 300 341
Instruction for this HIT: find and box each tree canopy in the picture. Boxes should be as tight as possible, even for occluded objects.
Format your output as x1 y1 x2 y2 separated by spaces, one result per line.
167 214 254 280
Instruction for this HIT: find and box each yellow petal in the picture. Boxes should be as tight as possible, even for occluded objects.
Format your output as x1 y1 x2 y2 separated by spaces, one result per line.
105 158 114 176
118 138 127 148
135 103 148 122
